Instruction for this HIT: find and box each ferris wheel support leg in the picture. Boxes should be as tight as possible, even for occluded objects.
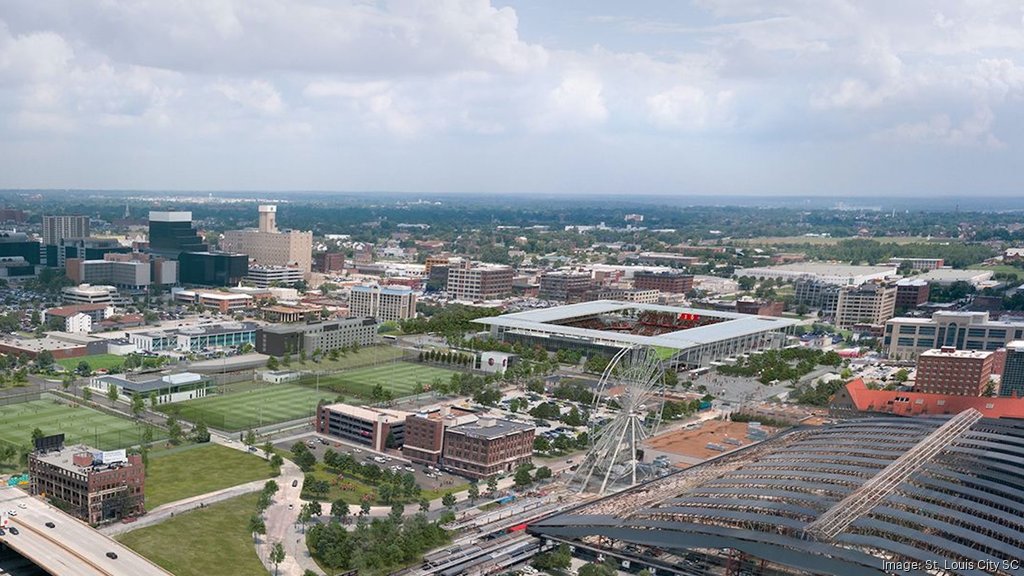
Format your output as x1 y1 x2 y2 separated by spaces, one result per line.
599 416 632 495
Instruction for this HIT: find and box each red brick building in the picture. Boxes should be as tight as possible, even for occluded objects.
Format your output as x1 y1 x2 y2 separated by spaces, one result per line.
735 299 784 317
915 347 994 396
633 271 694 294
895 279 930 310
313 252 345 273
29 444 145 525
829 378 1024 419
441 418 535 479
402 407 479 465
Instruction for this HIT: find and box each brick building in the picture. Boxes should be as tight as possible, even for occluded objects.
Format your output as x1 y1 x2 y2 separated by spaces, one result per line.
538 272 593 302
446 261 514 301
915 347 994 396
313 251 345 273
29 443 145 525
441 418 535 479
633 271 694 294
401 407 479 465
895 279 930 310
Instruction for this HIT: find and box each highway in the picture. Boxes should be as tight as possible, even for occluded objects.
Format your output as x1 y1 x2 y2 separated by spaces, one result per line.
0 487 171 576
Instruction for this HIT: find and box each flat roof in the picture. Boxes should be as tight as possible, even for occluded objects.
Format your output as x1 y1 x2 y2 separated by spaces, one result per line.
322 403 410 423
919 348 993 359
134 321 259 338
737 263 896 276
475 301 797 350
447 418 534 439
96 372 206 393
188 353 270 372
917 269 993 283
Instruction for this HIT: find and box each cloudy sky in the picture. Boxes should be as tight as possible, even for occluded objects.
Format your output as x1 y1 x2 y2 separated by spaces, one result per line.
1 0 1023 196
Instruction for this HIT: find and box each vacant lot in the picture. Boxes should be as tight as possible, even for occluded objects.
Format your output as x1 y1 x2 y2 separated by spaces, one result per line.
0 398 164 450
144 443 277 510
646 420 775 461
304 362 458 399
158 384 334 431
118 493 267 576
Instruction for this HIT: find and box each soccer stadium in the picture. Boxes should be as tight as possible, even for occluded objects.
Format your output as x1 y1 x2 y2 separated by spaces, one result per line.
474 301 797 368
530 412 1024 576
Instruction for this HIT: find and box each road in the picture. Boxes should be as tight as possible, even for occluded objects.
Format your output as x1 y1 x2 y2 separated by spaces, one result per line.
0 487 171 576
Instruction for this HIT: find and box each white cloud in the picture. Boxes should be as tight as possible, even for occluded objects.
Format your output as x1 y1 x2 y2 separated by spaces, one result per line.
646 86 735 131
531 73 608 131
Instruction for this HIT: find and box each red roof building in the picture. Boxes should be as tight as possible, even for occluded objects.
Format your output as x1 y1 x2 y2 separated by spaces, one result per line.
829 378 1024 419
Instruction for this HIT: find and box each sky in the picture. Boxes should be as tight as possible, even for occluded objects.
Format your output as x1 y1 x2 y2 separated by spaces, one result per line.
1 0 1023 197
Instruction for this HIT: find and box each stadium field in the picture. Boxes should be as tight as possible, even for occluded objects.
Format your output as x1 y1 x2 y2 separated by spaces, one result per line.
158 384 334 432
301 362 459 398
0 398 164 450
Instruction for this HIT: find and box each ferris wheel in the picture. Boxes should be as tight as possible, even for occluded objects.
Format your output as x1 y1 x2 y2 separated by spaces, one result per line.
570 345 667 495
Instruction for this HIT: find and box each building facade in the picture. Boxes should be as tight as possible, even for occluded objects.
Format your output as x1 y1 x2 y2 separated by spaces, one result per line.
315 403 409 452
29 444 145 525
884 311 1024 359
313 251 345 273
1000 341 1024 398
244 265 304 288
834 282 897 329
441 418 535 479
221 205 313 277
178 251 248 286
42 215 89 246
255 317 378 356
446 262 514 301
66 258 151 289
538 272 593 301
633 271 694 294
0 231 41 268
148 211 207 257
794 279 841 314
349 284 417 322
62 284 118 305
915 347 994 396
895 279 930 310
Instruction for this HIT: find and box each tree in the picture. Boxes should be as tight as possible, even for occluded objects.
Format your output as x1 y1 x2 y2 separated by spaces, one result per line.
248 514 266 543
270 542 285 576
535 466 553 481
82 387 92 402
263 480 279 498
467 483 480 501
486 476 498 495
270 453 284 469
76 360 91 376
148 391 158 410
166 415 183 445
893 368 909 383
441 492 456 509
266 355 279 370
533 436 551 452
36 349 54 369
31 428 44 443
359 500 371 516
263 441 274 459
141 425 154 445
331 500 350 523
514 465 533 487
419 498 430 513
61 373 73 392
107 383 119 403
578 562 617 576
130 394 145 417
244 429 257 447
192 419 210 443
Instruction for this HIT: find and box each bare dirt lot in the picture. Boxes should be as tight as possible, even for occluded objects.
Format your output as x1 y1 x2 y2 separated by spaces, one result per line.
646 420 775 461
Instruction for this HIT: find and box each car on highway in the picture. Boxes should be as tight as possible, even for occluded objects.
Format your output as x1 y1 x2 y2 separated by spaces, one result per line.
106 552 118 560
45 522 55 528
8 527 18 536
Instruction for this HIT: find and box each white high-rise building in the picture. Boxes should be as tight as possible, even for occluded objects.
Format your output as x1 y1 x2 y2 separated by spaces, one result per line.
349 285 417 322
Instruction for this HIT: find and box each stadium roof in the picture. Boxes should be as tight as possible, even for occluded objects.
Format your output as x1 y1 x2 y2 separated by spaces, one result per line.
474 300 797 350
530 416 1024 576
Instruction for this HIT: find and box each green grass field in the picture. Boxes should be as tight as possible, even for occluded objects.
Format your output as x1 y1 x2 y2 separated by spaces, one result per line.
118 493 268 576
287 345 405 371
157 384 333 431
303 362 458 398
144 443 278 510
968 263 1022 276
56 353 125 372
0 399 165 450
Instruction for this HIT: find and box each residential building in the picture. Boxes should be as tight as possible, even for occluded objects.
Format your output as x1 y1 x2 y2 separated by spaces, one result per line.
833 281 897 330
89 372 209 404
441 418 535 479
43 303 114 326
62 284 118 305
538 272 593 301
915 347 994 396
888 257 944 271
64 313 92 334
255 317 378 356
895 278 930 310
315 403 410 452
313 251 345 273
349 284 417 322
42 215 89 246
633 271 694 294
829 378 1024 419
221 205 313 278
29 442 144 525
1000 341 1024 398
172 288 253 313
178 251 248 286
244 265 304 288
446 261 514 301
884 311 1024 359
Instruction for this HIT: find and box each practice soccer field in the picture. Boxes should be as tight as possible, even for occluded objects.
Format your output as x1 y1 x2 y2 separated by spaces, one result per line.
305 362 459 398
158 384 335 431
0 398 164 450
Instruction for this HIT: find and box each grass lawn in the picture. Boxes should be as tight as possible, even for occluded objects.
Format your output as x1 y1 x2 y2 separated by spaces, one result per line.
968 263 1022 276
158 383 334 431
302 462 377 504
56 353 126 372
118 493 268 576
287 345 405 372
301 362 458 399
144 443 278 510
0 398 165 450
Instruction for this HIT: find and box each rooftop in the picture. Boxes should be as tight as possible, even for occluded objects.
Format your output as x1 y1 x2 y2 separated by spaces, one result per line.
919 347 993 359
738 262 896 277
447 417 534 439
95 372 205 394
321 403 410 423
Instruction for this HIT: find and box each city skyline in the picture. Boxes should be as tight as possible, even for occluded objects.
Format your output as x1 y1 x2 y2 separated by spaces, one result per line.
1 0 1023 196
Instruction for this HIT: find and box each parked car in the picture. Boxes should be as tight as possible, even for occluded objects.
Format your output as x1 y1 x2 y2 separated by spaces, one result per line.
291 479 298 488
106 552 118 560
8 527 18 536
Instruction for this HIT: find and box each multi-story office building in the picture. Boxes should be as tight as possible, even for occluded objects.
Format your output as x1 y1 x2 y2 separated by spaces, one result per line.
884 311 1024 359
794 279 841 314
596 287 660 304
129 322 257 353
42 215 89 246
402 407 499 466
895 278 930 310
29 442 144 525
735 299 785 317
446 261 514 301
172 288 253 313
834 281 897 329
178 251 248 286
633 271 694 294
315 403 409 452
349 284 417 322
1000 341 1024 398
0 231 41 267
244 265 304 288
255 317 378 356
66 257 150 290
62 284 118 305
888 257 944 271
0 256 37 279
313 251 345 273
424 255 451 275
915 347 994 396
48 237 131 269
538 272 593 301
148 211 207 257
441 418 535 479
221 205 313 277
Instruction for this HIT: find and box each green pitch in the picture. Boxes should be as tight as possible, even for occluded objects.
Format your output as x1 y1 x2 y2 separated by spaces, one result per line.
56 353 125 372
158 384 335 432
0 399 164 450
304 362 459 398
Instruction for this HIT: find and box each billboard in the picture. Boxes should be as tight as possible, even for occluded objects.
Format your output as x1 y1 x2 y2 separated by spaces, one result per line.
34 433 65 453
98 449 127 465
